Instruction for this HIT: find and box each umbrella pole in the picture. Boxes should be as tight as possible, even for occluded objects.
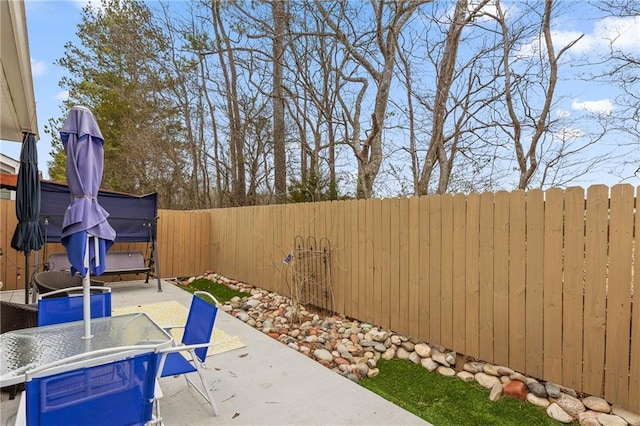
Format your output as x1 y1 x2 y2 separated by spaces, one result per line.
24 252 30 304
83 235 92 339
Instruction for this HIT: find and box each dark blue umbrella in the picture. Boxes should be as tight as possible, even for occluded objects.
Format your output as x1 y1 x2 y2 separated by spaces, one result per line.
60 106 115 338
11 133 44 304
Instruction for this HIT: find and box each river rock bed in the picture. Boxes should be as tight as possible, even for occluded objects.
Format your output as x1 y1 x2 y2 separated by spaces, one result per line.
183 273 640 426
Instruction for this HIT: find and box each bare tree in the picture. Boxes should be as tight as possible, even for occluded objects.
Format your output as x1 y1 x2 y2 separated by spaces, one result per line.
488 0 584 189
272 0 287 203
315 0 430 198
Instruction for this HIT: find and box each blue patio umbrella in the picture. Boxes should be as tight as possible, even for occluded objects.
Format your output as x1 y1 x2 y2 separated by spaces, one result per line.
10 133 44 304
60 106 116 338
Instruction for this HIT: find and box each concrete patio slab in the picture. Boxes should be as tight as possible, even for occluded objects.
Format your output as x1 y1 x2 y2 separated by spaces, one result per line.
1 279 429 425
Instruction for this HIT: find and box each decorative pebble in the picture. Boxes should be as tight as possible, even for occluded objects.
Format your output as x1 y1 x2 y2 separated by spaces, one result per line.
527 381 547 398
509 372 527 383
526 393 550 408
502 381 527 401
400 341 415 352
422 358 439 372
396 348 411 360
414 343 431 358
545 382 561 398
236 311 250 322
314 349 333 362
485 383 500 402
579 414 601 426
582 396 611 413
497 366 514 376
408 351 421 365
463 362 484 374
431 351 449 367
483 364 500 377
555 393 586 417
612 405 640 426
445 352 456 366
456 371 475 382
597 413 628 426
547 403 574 423
437 366 456 377
475 372 501 389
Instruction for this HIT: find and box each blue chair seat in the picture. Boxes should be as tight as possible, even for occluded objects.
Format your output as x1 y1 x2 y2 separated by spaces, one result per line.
161 352 197 377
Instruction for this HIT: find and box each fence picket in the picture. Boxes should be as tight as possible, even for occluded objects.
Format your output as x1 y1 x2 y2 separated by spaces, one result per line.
605 184 634 406
583 185 608 396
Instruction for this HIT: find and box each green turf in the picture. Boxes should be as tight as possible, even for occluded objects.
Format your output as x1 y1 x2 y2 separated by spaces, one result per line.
180 278 248 304
360 358 566 425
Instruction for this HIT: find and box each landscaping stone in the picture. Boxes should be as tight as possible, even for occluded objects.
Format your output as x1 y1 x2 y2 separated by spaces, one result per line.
489 383 503 402
437 366 456 377
545 382 562 398
456 371 475 382
597 413 628 426
502 381 527 401
612 405 640 426
555 393 586 418
483 364 500 377
475 372 501 389
527 381 547 398
527 393 550 408
414 343 431 358
578 411 601 426
582 396 611 413
547 403 574 423
463 362 484 374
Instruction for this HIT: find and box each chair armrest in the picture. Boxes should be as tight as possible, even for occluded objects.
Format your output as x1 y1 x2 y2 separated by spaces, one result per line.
162 324 185 332
160 341 215 354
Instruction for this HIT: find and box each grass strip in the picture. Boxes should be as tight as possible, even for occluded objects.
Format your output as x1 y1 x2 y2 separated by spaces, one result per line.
360 358 565 425
180 278 248 304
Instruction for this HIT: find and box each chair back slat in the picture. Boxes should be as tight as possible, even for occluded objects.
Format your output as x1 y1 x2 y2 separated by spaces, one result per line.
37 293 112 326
182 295 218 361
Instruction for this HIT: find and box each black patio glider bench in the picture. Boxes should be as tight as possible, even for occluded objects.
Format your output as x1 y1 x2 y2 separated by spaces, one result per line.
46 251 161 290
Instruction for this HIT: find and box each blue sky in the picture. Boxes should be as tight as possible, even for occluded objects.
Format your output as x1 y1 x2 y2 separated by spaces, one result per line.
1 0 638 187
1 0 85 177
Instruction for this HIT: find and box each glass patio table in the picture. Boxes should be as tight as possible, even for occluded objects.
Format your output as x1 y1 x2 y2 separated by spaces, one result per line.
0 313 172 387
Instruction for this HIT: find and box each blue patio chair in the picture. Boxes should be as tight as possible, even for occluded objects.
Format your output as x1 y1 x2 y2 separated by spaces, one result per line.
17 346 161 426
158 291 221 416
37 286 112 326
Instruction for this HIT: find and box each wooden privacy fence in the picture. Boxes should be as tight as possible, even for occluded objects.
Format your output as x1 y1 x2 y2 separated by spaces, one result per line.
204 184 639 412
0 184 638 411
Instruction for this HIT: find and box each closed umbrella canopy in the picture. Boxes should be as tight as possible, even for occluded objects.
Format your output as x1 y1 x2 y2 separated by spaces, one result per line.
61 106 115 339
10 132 44 303
60 106 116 276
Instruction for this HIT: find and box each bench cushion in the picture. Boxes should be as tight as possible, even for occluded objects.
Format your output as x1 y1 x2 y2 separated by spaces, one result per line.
48 251 150 275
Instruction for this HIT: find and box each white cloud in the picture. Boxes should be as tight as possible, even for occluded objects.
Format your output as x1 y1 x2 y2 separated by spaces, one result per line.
571 99 614 115
54 91 69 101
594 15 640 53
30 58 46 76
518 15 640 59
